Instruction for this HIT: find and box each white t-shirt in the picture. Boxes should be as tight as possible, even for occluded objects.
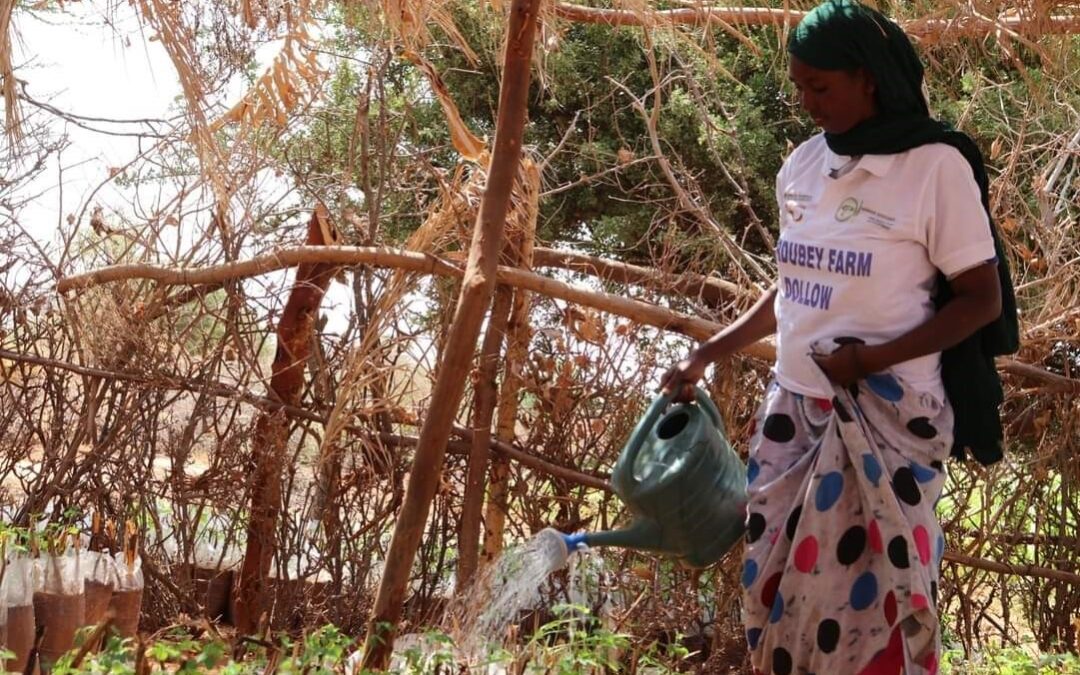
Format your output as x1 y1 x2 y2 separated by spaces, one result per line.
773 134 997 399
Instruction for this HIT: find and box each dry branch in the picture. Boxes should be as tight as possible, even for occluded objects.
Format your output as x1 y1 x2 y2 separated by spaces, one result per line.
56 245 1079 391
944 551 1080 586
552 3 1080 38
531 246 748 306
0 348 609 492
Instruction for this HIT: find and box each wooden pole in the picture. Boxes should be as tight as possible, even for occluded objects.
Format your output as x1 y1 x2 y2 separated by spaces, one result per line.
232 205 338 634
482 227 537 568
54 245 1079 394
458 160 540 587
456 281 515 588
552 2 1080 38
360 0 541 667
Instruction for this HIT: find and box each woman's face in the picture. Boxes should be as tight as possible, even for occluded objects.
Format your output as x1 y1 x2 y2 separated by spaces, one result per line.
788 56 877 134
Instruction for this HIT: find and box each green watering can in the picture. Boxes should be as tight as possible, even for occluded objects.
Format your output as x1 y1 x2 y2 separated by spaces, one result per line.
560 386 748 568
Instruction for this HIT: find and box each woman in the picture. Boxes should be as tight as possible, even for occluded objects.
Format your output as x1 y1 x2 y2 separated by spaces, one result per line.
661 1 1018 673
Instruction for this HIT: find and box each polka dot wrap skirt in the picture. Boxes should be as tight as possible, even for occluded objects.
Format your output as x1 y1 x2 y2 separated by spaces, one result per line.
742 360 951 675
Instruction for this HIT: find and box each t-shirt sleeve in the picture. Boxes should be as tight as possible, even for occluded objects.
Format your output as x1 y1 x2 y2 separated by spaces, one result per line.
775 158 788 223
922 147 997 278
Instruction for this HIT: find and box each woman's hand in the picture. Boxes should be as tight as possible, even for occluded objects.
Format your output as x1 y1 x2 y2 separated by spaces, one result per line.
812 343 868 387
660 352 708 402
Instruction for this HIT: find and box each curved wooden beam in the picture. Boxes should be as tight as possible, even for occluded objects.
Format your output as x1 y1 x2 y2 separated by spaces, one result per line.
552 3 1080 38
55 245 1079 392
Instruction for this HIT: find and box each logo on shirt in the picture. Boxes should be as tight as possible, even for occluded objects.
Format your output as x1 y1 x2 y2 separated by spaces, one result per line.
835 197 862 222
784 200 804 222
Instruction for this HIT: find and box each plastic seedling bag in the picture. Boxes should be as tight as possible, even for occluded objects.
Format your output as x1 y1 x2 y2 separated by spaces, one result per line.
108 551 142 637
83 550 117 626
4 556 36 674
189 539 240 622
33 551 85 673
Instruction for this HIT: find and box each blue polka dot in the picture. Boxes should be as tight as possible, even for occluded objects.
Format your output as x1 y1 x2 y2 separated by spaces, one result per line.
769 593 785 623
850 572 878 610
910 462 937 484
866 373 903 402
936 534 946 564
815 472 845 511
747 627 762 650
747 459 760 485
742 559 759 588
862 454 882 487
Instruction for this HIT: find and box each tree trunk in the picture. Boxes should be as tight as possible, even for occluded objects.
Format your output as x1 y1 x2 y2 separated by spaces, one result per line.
232 205 338 634
457 158 540 589
481 213 538 569
360 0 541 667
456 280 514 589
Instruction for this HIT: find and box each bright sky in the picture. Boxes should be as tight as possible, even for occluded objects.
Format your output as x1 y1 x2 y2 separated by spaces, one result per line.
12 2 360 333
15 2 176 236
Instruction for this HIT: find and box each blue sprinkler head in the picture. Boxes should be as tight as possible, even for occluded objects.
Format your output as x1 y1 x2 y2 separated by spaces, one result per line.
560 531 589 552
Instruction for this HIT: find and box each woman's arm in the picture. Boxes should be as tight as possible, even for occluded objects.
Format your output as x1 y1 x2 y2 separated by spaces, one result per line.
813 262 1002 385
660 285 779 397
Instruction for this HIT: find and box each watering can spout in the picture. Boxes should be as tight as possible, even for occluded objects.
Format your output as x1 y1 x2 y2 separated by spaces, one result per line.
564 518 665 554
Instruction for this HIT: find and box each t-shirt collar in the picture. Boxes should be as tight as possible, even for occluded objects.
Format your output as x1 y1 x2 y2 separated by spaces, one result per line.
821 145 897 178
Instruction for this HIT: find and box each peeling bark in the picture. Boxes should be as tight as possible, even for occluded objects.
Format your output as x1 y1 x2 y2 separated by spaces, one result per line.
232 205 339 634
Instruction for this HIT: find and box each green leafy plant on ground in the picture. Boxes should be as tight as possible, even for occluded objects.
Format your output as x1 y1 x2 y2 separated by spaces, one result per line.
943 646 1080 675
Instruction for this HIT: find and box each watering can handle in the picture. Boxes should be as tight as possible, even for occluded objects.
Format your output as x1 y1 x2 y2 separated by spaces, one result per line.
620 390 674 472
693 386 728 436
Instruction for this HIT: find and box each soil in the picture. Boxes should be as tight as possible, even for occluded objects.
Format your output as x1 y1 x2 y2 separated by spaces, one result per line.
33 591 85 672
5 604 34 674
109 589 142 637
85 579 114 625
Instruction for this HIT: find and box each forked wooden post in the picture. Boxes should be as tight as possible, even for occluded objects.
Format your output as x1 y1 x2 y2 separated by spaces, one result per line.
360 0 542 668
233 205 339 634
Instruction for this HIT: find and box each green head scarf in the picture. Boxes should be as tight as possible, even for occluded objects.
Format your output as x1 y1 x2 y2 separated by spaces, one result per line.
788 0 1020 466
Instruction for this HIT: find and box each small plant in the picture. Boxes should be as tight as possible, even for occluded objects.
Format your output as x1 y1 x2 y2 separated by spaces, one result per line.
942 646 1080 675
522 603 631 674
277 625 355 673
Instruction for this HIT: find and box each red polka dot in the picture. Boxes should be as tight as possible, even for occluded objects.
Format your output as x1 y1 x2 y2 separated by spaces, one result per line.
814 397 833 412
868 519 883 553
760 571 782 609
857 626 904 675
912 593 929 610
914 525 931 566
794 536 819 573
922 651 939 675
770 529 781 544
883 590 897 626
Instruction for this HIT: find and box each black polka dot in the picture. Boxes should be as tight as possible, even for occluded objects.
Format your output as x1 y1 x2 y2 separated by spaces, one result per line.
834 336 866 346
763 414 796 443
748 512 766 543
888 536 910 568
931 581 939 605
892 467 922 505
832 398 853 422
836 525 867 565
907 417 938 439
772 647 793 675
785 505 803 541
816 618 841 653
